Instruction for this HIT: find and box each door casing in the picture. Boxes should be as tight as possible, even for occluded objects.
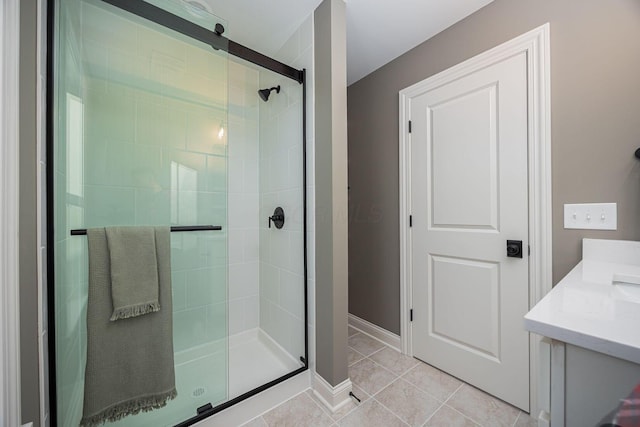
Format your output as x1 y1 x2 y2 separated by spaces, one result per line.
399 23 552 419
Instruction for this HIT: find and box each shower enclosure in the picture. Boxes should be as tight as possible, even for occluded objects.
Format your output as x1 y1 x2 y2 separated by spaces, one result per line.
48 0 307 425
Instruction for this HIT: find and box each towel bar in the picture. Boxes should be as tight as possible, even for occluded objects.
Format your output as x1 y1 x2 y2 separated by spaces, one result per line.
70 225 222 236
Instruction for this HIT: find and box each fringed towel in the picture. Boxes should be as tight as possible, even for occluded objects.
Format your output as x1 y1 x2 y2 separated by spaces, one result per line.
105 227 160 321
81 227 176 427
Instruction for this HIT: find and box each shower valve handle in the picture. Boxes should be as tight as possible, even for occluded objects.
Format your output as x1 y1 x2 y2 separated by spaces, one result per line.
268 207 285 229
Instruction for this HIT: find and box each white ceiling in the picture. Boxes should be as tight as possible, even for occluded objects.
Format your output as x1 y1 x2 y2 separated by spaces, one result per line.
202 0 324 56
202 0 495 85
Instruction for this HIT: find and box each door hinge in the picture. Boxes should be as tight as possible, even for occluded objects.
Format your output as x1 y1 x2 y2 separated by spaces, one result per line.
409 215 412 227
408 120 412 133
410 309 413 322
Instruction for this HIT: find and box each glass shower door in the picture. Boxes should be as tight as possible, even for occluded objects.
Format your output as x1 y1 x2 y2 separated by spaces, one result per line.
52 0 229 425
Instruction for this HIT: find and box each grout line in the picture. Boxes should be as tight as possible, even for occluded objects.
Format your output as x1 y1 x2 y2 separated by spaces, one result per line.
512 411 522 427
366 345 388 358
441 384 485 427
398 369 451 404
443 382 464 405
420 382 466 427
446 404 482 427
370 395 411 427
347 346 366 366
256 389 310 423
421 399 446 426
361 357 402 394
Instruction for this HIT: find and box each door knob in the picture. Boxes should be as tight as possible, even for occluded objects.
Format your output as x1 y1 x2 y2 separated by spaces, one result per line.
506 240 523 258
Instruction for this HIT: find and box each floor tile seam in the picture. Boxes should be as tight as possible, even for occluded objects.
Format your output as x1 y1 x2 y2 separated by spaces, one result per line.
511 411 523 427
380 375 447 407
448 383 521 427
368 352 421 377
369 395 412 427
348 345 366 358
397 370 453 404
442 382 465 405
240 415 266 427
441 383 486 427
420 399 447 427
347 346 366 366
358 370 399 399
365 343 389 358
362 354 402 379
348 358 364 367
348 331 390 357
368 374 446 426
442 403 484 426
260 388 318 423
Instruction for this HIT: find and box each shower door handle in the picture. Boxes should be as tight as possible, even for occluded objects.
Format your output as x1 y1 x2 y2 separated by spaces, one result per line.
268 207 285 229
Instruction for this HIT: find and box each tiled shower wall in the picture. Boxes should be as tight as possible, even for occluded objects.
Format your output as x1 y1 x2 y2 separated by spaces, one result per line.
258 16 313 361
227 60 260 336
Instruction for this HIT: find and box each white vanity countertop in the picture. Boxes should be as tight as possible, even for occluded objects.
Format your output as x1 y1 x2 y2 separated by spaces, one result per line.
525 238 640 364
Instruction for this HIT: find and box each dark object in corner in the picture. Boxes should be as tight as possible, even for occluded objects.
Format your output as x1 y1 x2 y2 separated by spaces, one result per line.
635 147 640 159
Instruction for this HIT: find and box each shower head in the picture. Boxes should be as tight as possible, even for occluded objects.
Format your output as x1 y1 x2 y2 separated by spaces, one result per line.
258 85 280 102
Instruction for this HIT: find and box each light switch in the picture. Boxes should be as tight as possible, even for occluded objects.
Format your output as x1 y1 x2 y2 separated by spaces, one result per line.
564 203 617 230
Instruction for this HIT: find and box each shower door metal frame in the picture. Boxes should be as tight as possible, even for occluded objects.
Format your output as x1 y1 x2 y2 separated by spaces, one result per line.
45 1 309 425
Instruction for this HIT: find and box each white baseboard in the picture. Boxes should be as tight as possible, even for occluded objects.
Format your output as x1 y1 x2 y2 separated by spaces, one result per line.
348 314 401 352
312 372 352 413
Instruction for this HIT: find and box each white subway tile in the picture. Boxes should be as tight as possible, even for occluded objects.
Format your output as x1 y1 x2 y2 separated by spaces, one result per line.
279 270 304 318
243 228 260 263
227 229 243 265
260 262 279 304
245 295 260 330
243 158 259 194
229 261 259 299
289 231 305 275
228 298 245 335
228 154 243 194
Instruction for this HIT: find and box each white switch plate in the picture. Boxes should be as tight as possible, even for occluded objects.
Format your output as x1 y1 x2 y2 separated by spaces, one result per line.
564 203 617 230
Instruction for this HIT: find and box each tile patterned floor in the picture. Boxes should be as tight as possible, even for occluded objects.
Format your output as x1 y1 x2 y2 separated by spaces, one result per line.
241 328 537 427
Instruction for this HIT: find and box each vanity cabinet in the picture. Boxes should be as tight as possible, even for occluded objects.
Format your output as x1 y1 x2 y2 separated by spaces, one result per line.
526 239 640 427
564 343 640 426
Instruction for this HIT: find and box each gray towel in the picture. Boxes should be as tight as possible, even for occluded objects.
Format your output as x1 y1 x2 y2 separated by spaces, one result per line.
105 226 160 321
81 227 176 427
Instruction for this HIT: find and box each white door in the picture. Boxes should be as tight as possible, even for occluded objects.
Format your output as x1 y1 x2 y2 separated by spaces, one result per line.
409 51 530 411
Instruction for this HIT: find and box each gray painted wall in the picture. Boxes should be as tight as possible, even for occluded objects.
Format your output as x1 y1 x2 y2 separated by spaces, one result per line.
314 0 349 386
19 0 41 424
347 0 640 334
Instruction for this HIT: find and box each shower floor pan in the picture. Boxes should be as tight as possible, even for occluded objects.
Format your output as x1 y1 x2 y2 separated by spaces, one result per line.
105 328 300 427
